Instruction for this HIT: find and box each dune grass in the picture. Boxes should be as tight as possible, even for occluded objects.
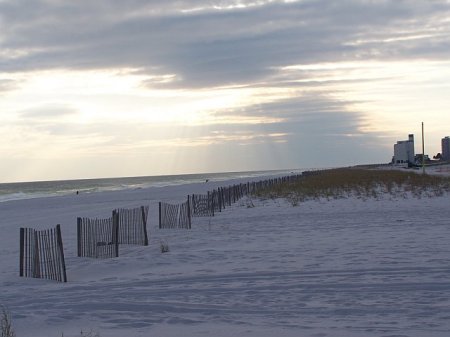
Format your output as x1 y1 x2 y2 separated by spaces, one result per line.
1 307 15 337
255 168 450 204
2 306 103 337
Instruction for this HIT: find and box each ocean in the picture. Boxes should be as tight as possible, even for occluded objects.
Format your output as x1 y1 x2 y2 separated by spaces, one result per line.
0 169 298 202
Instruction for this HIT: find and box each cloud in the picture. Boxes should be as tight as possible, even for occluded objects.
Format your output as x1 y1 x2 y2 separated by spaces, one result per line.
18 104 79 120
0 78 18 93
0 0 449 181
1 0 449 89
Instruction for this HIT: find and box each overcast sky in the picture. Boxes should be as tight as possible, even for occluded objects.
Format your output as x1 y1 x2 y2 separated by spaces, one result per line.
1 0 449 182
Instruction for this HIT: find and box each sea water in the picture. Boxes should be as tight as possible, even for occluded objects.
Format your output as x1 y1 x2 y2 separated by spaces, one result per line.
0 169 298 202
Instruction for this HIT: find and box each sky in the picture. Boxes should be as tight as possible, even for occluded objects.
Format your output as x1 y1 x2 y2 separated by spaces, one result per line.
1 0 450 182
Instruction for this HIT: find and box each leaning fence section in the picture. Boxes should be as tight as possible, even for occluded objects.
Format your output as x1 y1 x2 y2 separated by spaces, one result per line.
115 206 149 246
77 215 119 259
19 224 67 282
159 200 191 229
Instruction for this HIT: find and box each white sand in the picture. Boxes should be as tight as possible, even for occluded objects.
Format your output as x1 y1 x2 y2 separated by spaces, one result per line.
1 173 450 337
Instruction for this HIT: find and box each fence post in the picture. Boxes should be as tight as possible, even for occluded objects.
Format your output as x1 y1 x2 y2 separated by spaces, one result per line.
158 202 162 229
187 196 192 229
208 191 215 217
56 224 67 282
33 233 40 279
141 206 149 246
19 228 24 277
77 217 82 257
112 211 120 257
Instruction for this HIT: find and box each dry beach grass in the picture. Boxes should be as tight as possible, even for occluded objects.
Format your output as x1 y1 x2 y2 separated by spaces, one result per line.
1 307 16 337
255 168 450 203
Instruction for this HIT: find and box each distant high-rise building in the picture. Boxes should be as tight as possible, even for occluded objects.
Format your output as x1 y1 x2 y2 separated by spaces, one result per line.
442 136 450 161
393 134 415 165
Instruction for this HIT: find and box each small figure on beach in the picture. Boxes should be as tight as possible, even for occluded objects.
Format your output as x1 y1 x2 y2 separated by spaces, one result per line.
205 179 209 183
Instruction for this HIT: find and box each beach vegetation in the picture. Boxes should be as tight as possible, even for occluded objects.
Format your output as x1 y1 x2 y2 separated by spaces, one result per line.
160 240 170 253
254 168 450 205
1 307 15 337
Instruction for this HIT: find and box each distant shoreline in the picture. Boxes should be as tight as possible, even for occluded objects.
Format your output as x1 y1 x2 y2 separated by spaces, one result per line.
0 168 303 203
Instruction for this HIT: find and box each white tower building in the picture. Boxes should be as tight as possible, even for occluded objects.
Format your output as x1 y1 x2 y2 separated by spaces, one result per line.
393 134 415 165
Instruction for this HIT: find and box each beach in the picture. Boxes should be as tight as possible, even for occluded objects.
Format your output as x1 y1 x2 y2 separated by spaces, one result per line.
1 170 450 337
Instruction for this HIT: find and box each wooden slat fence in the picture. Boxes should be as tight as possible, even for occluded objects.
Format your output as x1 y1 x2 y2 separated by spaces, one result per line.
218 186 232 209
159 200 191 229
77 214 119 259
19 224 67 282
190 194 214 217
209 190 221 212
191 175 303 216
190 177 304 221
115 206 149 246
247 175 303 194
200 184 249 213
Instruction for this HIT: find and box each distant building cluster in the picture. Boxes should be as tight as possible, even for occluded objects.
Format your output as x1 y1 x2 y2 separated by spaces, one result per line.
392 134 450 166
